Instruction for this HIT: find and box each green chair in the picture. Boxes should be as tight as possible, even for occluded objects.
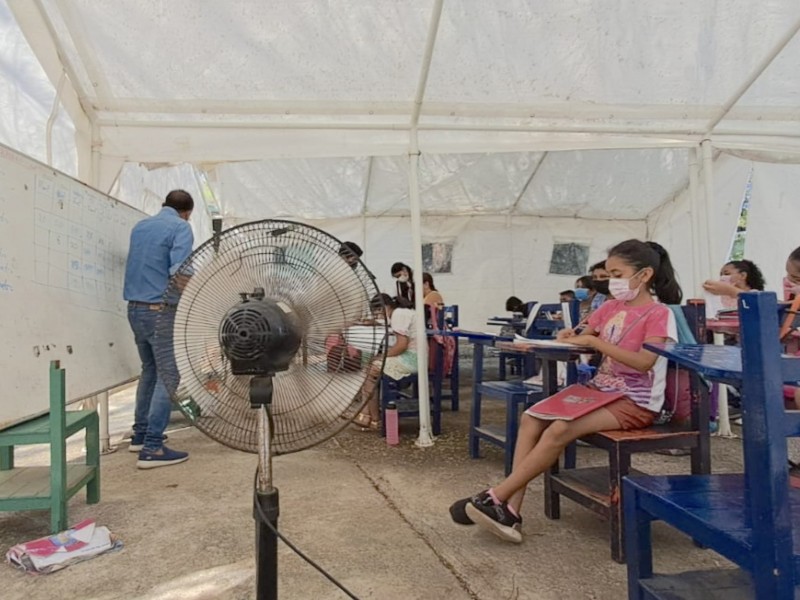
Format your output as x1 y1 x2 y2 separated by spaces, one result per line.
0 361 100 532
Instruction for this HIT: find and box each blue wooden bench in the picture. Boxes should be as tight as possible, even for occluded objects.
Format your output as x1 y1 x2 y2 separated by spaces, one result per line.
469 380 544 474
625 292 800 599
0 361 100 533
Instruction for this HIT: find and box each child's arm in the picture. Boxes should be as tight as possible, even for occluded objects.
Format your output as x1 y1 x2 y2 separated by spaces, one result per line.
557 325 597 340
565 334 668 373
702 280 739 297
386 334 409 357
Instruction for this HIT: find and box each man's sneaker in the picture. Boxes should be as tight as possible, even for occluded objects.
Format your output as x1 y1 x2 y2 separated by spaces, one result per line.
465 490 523 543
129 434 169 452
136 446 188 469
449 497 475 525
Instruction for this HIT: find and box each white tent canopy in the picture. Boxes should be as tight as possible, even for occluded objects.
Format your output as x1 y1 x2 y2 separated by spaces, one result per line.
3 0 800 444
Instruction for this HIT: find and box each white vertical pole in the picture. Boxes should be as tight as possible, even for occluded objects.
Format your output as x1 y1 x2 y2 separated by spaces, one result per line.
701 139 716 276
688 146 702 295
406 0 443 448
409 147 434 447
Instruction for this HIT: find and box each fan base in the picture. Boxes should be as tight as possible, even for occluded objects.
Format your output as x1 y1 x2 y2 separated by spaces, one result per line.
254 487 279 600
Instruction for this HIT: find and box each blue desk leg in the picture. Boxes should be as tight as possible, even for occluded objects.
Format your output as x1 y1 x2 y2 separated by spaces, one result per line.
623 481 652 600
469 342 486 459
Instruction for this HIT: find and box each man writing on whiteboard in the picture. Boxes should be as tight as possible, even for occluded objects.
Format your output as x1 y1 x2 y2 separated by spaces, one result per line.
123 190 194 469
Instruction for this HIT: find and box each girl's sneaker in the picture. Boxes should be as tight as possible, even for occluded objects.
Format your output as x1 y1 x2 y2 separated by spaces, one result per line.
448 497 474 525
465 491 523 543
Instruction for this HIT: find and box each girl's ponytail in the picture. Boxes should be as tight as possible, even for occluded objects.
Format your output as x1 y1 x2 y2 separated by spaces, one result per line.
645 241 683 305
607 239 683 305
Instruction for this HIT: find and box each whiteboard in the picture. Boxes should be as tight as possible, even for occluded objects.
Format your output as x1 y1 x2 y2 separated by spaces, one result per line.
0 143 146 429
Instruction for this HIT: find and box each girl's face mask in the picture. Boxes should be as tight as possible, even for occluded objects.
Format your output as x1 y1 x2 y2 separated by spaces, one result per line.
573 288 590 301
396 274 409 284
609 270 645 302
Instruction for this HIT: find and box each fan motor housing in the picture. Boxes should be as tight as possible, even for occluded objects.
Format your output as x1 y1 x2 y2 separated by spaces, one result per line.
219 294 302 376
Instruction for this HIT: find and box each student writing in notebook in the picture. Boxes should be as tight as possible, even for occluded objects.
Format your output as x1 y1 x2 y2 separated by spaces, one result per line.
449 240 681 543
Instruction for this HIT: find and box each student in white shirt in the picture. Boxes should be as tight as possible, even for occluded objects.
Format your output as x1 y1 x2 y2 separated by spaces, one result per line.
354 293 418 430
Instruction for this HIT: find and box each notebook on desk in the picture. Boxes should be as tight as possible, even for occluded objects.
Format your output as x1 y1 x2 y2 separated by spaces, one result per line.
525 384 624 421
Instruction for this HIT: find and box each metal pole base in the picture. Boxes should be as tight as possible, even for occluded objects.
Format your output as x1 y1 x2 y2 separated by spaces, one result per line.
254 487 280 600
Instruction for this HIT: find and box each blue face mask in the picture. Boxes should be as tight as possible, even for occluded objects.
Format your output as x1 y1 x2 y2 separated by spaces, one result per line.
574 288 590 301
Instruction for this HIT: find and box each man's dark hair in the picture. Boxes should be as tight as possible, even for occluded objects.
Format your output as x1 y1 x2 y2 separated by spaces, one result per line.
589 260 606 273
164 189 194 212
339 241 363 258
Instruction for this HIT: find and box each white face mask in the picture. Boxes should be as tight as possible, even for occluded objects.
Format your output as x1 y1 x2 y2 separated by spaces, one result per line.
396 274 409 284
609 276 641 302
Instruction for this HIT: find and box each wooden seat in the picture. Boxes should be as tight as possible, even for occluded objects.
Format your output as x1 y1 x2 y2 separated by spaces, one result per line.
544 304 711 563
469 380 545 475
0 361 100 533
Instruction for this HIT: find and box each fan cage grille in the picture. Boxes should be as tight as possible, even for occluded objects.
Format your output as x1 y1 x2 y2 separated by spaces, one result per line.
155 219 386 455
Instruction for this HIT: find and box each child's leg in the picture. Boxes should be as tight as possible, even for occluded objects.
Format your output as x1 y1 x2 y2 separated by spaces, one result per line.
360 360 382 421
506 415 550 512
493 408 621 504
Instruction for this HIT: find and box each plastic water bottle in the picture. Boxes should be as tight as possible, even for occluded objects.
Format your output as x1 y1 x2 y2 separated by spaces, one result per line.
385 402 400 446
577 363 595 386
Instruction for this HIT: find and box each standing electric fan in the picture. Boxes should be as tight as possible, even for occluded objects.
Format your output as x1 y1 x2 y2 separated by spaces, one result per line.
155 220 386 599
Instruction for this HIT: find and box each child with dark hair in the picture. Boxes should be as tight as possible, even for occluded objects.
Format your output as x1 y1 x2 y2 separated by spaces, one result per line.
703 258 766 305
559 290 576 303
449 239 681 543
505 296 531 317
391 262 415 307
589 260 610 309
784 246 800 301
338 241 363 268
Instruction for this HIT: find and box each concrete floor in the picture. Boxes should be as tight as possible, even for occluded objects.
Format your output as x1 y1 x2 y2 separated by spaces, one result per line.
0 377 745 600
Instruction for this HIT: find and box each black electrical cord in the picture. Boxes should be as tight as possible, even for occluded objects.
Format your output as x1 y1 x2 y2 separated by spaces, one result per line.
252 471 361 600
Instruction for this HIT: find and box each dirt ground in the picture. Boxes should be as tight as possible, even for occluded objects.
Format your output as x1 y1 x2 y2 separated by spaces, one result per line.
0 366 745 600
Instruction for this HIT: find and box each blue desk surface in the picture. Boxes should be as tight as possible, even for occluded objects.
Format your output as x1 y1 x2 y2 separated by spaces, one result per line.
645 342 800 385
432 329 512 343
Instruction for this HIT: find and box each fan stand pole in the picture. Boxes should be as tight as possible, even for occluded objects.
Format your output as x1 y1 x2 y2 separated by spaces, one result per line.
254 383 279 600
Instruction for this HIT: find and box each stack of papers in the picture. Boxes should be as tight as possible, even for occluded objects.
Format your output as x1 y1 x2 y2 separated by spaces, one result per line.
6 519 122 574
512 335 591 349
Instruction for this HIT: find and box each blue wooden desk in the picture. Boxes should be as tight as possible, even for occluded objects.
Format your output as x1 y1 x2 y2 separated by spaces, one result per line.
627 294 800 599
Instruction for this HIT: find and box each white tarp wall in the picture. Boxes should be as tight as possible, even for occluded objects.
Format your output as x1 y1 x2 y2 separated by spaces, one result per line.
647 153 752 296
746 162 800 292
237 215 645 330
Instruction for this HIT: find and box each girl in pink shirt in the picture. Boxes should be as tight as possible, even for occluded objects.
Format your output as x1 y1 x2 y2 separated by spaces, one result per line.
450 239 682 543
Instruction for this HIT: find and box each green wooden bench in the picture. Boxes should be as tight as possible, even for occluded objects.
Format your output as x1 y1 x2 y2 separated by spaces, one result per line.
0 360 100 532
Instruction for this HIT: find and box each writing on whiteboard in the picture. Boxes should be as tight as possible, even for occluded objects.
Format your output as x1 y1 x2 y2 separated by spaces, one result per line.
0 280 13 293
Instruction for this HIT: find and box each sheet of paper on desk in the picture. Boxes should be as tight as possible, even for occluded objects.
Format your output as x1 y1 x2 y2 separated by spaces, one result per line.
703 290 726 320
512 335 587 349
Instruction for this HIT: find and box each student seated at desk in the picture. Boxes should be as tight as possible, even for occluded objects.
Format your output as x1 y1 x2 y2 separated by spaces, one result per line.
391 262 415 308
780 246 800 409
702 259 765 308
574 276 597 320
422 272 444 307
558 290 576 303
502 296 526 319
448 239 681 543
590 260 610 306
354 293 418 431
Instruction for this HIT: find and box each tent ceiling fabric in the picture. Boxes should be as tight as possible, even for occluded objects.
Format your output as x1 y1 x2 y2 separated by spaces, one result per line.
4 0 800 222
14 0 800 157
214 148 687 221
